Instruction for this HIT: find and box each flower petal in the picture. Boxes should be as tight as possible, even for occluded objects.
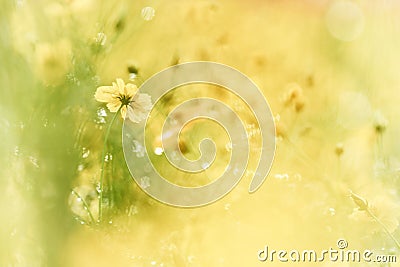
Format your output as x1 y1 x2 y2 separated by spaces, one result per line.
127 93 152 123
132 93 152 111
94 86 117 102
116 78 125 95
120 105 127 119
125 83 138 98
127 106 144 123
106 99 120 112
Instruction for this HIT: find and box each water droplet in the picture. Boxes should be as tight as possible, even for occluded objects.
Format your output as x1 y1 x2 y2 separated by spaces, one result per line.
225 142 232 152
127 205 138 216
329 207 336 216
141 6 155 21
95 32 107 46
77 164 84 172
82 147 90 158
108 220 113 224
29 156 39 168
140 176 150 189
104 153 112 162
201 161 210 170
274 173 289 180
132 140 145 158
129 73 137 81
246 123 255 129
224 203 231 211
150 260 157 266
96 108 107 124
249 128 261 138
96 117 106 124
96 184 101 193
70 186 99 223
14 146 20 156
154 147 163 155
97 107 107 117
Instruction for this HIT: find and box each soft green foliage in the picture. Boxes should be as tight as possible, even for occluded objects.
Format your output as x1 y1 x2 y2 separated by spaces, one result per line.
1 1 400 266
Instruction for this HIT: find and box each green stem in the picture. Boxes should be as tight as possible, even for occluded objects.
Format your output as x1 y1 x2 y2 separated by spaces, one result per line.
98 105 122 223
367 209 400 249
72 189 96 225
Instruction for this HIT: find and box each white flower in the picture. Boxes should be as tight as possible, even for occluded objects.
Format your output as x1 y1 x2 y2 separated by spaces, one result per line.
95 78 152 123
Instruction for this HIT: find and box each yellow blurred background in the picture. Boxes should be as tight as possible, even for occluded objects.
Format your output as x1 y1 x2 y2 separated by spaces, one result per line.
1 0 400 266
